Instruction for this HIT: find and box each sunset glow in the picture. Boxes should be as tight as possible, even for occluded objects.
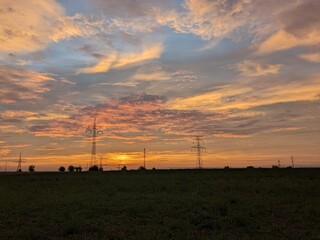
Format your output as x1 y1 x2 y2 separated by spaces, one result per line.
0 0 319 170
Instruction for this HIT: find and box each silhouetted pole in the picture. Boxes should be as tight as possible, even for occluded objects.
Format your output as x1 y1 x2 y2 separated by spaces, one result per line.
191 136 206 169
143 148 146 169
291 156 294 168
86 117 103 167
16 152 22 172
100 156 103 170
278 160 281 168
5 160 7 172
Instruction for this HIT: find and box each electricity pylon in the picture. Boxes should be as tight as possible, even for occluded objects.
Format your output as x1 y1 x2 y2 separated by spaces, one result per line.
86 117 103 167
191 136 206 169
16 152 22 172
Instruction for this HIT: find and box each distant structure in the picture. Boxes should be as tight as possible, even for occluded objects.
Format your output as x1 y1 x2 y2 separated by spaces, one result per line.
143 148 146 169
99 156 103 171
191 136 206 169
16 152 22 172
291 156 295 168
86 117 103 167
278 160 281 168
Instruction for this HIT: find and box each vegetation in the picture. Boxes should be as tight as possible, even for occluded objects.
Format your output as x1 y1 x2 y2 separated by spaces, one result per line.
67 165 74 172
28 165 35 172
0 169 319 239
59 166 65 172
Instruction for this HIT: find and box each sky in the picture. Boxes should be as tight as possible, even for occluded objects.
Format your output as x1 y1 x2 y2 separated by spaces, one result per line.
0 0 319 171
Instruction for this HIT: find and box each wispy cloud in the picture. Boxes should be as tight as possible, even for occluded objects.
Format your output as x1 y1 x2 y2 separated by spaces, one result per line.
0 65 54 103
234 60 282 77
78 43 163 74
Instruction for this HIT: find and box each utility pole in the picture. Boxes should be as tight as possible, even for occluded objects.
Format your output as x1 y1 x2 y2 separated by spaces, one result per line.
291 156 294 168
278 159 281 168
5 160 7 172
191 136 206 169
17 152 22 172
99 156 103 171
86 117 103 167
143 148 146 169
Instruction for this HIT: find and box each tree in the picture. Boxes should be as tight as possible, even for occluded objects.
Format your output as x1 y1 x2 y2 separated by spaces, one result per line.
58 166 65 172
89 165 99 171
138 166 146 170
68 165 74 172
28 165 35 172
121 165 127 171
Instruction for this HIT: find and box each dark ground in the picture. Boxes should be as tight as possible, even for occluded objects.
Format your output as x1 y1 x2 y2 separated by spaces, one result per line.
0 169 319 240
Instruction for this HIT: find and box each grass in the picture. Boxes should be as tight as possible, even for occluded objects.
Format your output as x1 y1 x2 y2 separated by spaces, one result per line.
0 169 319 240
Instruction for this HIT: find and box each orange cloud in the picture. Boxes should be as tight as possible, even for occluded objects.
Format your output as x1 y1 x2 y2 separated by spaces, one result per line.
234 60 282 77
167 77 320 111
258 30 320 53
299 53 320 63
0 65 54 103
78 43 163 74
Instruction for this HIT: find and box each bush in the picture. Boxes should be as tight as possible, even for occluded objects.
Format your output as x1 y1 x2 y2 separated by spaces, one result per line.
138 166 146 170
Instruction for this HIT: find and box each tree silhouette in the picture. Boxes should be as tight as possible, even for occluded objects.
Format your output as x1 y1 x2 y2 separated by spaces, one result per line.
89 165 99 171
28 165 35 172
121 165 127 171
58 166 65 172
68 165 74 172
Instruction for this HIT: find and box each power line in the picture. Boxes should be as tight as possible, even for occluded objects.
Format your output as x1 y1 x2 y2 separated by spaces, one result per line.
191 136 206 169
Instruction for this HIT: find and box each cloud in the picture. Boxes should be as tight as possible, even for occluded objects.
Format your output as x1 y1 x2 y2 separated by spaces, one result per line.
299 53 320 63
78 43 163 74
0 0 64 53
0 0 105 54
258 30 320 54
0 65 54 103
0 149 10 156
234 60 282 77
167 77 320 111
131 71 171 81
257 0 320 53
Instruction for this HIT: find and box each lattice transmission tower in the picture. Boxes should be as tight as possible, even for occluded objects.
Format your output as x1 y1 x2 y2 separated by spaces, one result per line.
86 117 103 167
191 136 206 169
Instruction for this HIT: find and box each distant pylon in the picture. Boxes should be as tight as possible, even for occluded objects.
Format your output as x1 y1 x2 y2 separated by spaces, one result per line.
86 117 103 167
143 148 146 169
16 152 22 172
291 156 294 168
191 136 206 169
99 156 103 171
278 160 281 168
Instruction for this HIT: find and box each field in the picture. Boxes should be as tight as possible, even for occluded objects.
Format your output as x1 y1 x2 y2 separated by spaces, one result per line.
0 169 319 240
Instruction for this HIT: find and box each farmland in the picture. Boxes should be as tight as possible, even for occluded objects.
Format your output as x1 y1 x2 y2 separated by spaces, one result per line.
0 169 319 240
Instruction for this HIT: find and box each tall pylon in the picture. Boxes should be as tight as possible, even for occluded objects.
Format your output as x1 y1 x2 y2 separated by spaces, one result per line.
143 148 146 169
291 156 294 168
191 136 206 169
86 117 103 167
16 152 22 172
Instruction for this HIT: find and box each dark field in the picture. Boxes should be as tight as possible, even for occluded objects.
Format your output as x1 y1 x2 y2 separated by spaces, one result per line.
0 169 319 240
